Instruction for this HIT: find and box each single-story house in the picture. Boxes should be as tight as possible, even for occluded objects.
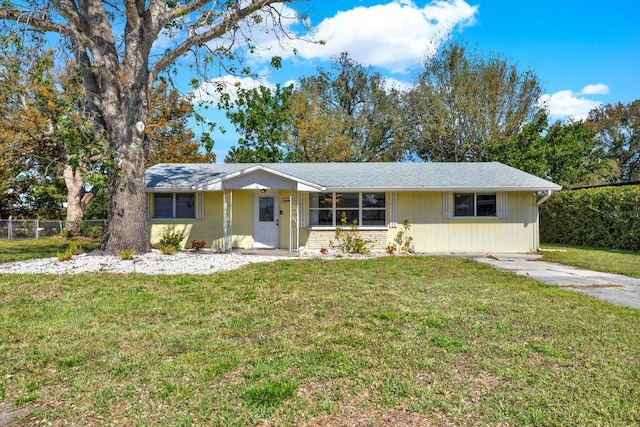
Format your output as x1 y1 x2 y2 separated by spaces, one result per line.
144 162 561 253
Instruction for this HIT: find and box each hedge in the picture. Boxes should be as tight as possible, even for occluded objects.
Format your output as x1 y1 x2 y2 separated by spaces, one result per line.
539 185 640 251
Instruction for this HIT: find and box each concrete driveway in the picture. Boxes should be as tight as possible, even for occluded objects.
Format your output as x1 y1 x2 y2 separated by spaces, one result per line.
474 254 640 310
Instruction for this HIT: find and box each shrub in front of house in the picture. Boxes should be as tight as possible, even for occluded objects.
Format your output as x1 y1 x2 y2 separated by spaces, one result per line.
159 226 186 255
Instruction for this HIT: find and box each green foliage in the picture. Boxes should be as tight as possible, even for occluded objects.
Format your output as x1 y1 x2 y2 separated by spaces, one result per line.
83 188 108 219
56 240 84 261
81 224 103 239
68 240 84 255
56 246 74 261
222 84 294 163
540 186 640 250
290 52 406 162
487 112 612 187
146 80 216 167
159 226 185 254
115 248 135 260
587 99 640 182
392 219 413 253
332 212 373 254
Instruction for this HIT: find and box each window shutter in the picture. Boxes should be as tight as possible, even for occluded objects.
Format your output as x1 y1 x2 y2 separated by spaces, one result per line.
300 192 307 227
389 192 398 227
197 192 204 219
443 192 451 219
499 192 508 218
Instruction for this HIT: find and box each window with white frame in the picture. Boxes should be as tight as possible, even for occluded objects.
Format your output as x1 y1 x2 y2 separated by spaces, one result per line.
453 193 497 217
153 193 196 219
309 192 386 226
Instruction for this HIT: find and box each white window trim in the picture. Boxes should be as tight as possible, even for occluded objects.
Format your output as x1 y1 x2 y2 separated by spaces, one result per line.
151 192 201 220
443 192 506 219
308 191 387 228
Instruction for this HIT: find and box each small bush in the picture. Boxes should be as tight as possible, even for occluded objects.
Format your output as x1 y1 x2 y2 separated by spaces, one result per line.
159 226 185 254
115 248 135 260
394 219 413 252
68 240 84 255
57 247 73 261
160 244 178 255
190 239 206 251
332 212 372 254
84 225 103 239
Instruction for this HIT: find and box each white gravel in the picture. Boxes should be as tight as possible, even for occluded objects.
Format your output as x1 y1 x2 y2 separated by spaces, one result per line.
0 250 290 275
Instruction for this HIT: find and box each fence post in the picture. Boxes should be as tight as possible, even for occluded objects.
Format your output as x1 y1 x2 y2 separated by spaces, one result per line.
35 219 39 240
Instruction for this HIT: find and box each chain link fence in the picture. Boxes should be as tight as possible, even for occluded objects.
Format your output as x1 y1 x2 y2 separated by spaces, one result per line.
0 219 107 240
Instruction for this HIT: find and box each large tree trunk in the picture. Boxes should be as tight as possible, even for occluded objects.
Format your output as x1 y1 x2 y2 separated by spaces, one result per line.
101 120 150 254
100 69 151 254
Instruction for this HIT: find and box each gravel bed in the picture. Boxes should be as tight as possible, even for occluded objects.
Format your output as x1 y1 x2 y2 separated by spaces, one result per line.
0 250 288 275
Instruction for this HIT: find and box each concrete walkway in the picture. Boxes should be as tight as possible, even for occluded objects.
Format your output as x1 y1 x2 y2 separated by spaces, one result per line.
475 254 640 310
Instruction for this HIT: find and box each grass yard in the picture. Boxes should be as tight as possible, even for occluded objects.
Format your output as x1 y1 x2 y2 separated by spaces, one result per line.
1 256 639 426
0 236 101 264
540 244 640 279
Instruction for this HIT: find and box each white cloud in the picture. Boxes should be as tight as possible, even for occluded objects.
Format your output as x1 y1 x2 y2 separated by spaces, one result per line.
192 75 276 105
383 77 415 92
581 83 609 95
259 0 478 74
539 90 603 121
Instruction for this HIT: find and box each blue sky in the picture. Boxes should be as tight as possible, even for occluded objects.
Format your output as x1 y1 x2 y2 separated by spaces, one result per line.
190 0 640 161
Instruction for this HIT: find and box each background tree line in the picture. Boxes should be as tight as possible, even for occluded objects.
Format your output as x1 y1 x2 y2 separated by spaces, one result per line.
222 44 639 188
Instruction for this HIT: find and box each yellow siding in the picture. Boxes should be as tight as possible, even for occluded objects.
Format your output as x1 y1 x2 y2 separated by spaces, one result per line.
397 191 538 253
148 190 255 249
148 190 539 253
228 190 253 248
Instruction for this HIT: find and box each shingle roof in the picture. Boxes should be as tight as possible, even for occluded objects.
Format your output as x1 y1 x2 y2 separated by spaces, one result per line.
145 162 562 192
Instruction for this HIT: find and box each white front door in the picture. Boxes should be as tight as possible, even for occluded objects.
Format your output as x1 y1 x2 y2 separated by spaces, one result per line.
253 190 279 248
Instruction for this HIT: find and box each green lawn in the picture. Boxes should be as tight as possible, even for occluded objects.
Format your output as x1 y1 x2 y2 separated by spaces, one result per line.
539 244 640 279
1 256 638 426
0 236 101 264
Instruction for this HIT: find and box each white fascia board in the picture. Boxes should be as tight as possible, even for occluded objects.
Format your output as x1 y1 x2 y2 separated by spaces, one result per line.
194 164 324 192
145 187 195 192
320 186 562 192
297 182 326 192
251 165 324 190
191 180 223 191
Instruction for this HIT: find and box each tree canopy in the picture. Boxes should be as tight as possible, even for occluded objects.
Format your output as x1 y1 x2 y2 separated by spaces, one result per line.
290 52 406 162
221 52 407 163
0 0 302 252
222 83 295 163
587 100 640 182
404 43 543 162
146 81 216 167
